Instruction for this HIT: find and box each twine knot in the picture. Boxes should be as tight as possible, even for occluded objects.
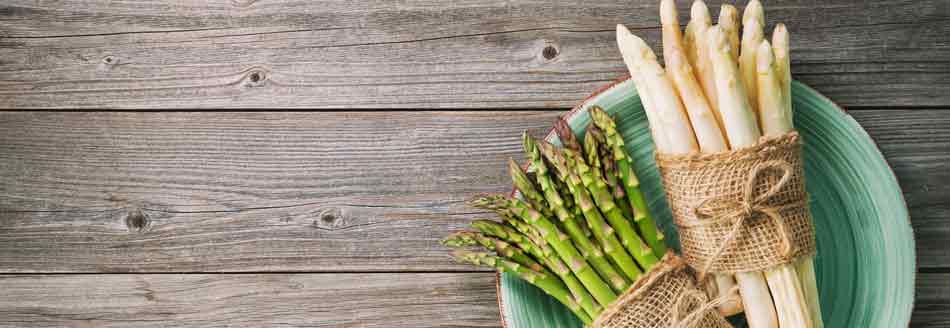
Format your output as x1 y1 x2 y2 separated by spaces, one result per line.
682 159 798 280
669 286 740 328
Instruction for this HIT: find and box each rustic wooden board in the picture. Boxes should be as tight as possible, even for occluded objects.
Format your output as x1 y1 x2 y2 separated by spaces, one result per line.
0 0 947 108
0 110 945 272
0 272 501 327
0 272 943 327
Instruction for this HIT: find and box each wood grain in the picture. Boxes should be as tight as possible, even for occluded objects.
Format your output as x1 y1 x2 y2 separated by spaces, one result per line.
0 272 501 327
0 0 947 108
0 110 945 272
0 272 943 327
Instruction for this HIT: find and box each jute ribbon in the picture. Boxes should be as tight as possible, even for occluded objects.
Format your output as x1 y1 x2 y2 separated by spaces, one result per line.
681 159 799 279
591 254 732 328
656 132 816 275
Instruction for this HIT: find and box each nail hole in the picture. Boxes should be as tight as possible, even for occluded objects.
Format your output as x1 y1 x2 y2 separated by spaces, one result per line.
126 209 149 232
542 45 558 60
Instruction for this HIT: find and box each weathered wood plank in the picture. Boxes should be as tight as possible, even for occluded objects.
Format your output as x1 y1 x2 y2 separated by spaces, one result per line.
913 272 950 327
0 273 501 327
0 110 945 272
0 0 947 108
0 271 942 327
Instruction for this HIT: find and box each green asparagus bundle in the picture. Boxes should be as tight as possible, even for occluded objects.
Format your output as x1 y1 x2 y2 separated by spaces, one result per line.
442 112 669 324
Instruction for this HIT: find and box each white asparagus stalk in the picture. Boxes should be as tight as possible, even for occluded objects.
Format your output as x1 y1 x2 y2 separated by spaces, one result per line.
640 61 699 155
765 267 814 328
687 1 721 125
632 67 673 152
740 0 765 123
756 41 793 136
617 25 699 155
772 24 825 328
708 25 778 328
736 272 777 327
758 40 814 327
660 0 684 69
667 50 729 155
796 257 823 328
707 26 762 148
773 24 793 120
718 4 741 62
617 24 679 154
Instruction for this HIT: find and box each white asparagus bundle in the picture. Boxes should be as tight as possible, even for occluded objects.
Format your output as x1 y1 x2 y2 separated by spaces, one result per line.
659 0 739 316
615 1 825 327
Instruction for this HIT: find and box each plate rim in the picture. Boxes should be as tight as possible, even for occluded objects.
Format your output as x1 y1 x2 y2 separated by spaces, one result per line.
495 75 915 327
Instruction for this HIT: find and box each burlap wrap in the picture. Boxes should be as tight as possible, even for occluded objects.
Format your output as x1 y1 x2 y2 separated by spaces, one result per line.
655 132 816 275
591 254 733 328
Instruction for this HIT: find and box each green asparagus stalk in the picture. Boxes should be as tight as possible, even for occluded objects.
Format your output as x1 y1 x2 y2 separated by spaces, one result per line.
453 250 593 324
589 107 667 257
446 227 603 319
554 118 584 154
551 122 592 237
522 133 630 293
442 231 546 273
495 195 618 307
563 145 660 271
538 142 645 282
585 125 637 221
508 159 554 218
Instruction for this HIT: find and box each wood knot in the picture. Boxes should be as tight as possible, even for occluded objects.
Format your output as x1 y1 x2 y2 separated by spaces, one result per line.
246 70 266 86
125 208 149 232
102 56 117 65
313 208 346 230
542 45 559 60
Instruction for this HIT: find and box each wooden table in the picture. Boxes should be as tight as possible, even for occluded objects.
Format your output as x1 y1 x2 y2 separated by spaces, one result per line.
0 0 947 326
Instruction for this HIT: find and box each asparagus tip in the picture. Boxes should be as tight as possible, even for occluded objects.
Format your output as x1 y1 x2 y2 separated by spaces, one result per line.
659 0 678 26
742 0 764 26
690 0 711 23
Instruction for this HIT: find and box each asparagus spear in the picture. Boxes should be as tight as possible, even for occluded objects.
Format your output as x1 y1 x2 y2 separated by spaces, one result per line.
464 219 602 319
589 107 667 258
554 118 584 154
708 26 762 148
774 25 823 327
585 126 635 220
509 159 553 218
538 142 645 282
759 39 820 328
740 0 765 121
480 195 618 306
667 49 730 152
453 250 593 324
442 231 546 273
709 25 778 328
686 0 721 121
616 25 699 155
719 4 741 62
553 119 595 231
522 134 631 293
773 24 793 119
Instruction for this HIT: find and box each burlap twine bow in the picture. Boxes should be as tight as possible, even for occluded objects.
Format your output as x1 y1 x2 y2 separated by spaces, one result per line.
591 254 733 328
655 132 816 278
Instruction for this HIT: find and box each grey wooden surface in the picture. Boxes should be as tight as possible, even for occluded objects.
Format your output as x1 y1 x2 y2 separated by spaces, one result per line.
0 0 947 327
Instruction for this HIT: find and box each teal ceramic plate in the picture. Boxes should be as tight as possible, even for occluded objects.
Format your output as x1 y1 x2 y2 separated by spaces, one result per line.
498 77 915 328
